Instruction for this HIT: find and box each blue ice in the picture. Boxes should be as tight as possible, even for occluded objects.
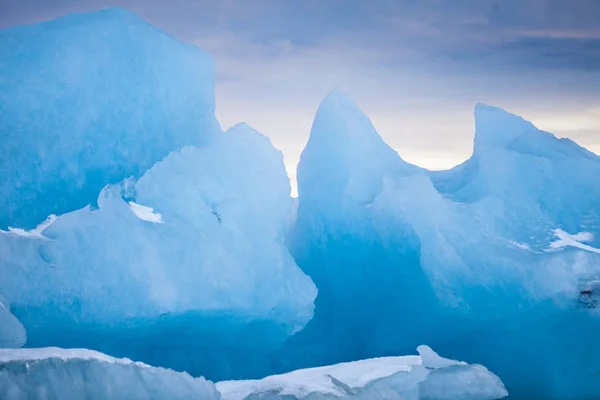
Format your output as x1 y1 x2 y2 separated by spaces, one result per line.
0 8 219 230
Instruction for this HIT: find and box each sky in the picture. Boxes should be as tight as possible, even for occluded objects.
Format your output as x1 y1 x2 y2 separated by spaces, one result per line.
2 0 600 194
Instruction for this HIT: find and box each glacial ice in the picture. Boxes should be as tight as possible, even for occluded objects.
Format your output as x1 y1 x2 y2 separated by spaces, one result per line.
1 8 600 400
218 345 507 400
0 296 26 349
0 123 316 380
0 346 505 400
288 91 600 399
0 7 220 230
0 347 219 400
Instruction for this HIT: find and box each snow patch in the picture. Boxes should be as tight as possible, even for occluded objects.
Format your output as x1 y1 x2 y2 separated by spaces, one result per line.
417 345 464 369
509 241 531 251
0 215 57 239
547 229 600 254
128 202 162 223
0 347 147 367
217 354 421 399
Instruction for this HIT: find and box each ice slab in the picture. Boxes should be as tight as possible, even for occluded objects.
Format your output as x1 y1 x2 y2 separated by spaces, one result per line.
0 347 219 400
218 345 507 400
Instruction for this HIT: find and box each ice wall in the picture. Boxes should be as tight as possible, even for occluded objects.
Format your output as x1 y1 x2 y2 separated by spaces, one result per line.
0 124 316 380
289 91 600 399
0 7 219 229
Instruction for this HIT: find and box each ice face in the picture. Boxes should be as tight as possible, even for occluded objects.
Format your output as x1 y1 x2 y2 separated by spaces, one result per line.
0 124 316 380
0 296 26 349
0 7 220 230
289 91 600 399
217 345 507 400
0 347 219 400
286 91 442 369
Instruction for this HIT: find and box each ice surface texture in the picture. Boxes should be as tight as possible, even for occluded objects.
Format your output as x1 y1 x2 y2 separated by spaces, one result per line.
218 345 506 400
0 296 26 349
289 91 600 399
0 346 505 400
0 347 219 400
0 124 316 379
0 8 220 229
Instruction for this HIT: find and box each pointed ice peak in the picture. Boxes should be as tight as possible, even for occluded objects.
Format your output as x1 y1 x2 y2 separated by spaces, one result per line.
314 89 368 125
474 103 537 149
308 88 391 153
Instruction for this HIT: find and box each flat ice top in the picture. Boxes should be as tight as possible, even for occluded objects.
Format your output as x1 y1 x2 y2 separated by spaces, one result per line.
217 355 421 399
0 347 146 367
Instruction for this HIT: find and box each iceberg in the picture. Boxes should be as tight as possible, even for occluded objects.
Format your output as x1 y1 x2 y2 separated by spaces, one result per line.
2 8 599 399
288 91 600 399
0 345 505 400
217 345 507 400
0 347 219 400
0 7 220 230
0 124 316 380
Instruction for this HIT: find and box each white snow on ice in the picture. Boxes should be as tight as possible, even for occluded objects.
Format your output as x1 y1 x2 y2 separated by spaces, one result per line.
0 347 148 367
547 229 600 254
509 241 532 251
0 215 57 239
128 202 163 223
217 354 422 399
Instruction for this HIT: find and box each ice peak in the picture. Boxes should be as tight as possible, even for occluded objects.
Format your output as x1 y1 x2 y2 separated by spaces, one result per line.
320 88 357 108
65 7 145 25
474 103 536 149
309 88 388 152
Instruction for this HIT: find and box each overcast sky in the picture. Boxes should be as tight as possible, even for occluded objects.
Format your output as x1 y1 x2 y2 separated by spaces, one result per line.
2 0 600 193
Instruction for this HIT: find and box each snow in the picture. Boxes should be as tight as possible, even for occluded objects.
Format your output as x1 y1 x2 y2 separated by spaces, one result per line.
0 215 56 239
0 347 219 400
0 7 219 230
218 345 507 400
548 229 600 254
128 202 162 223
508 241 532 251
218 356 419 399
417 345 464 369
0 346 505 400
0 347 140 365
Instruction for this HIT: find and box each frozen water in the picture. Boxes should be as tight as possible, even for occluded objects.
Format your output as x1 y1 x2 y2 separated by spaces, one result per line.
289 91 600 399
0 346 504 400
0 296 26 349
0 7 219 230
0 123 316 380
2 8 600 399
218 345 507 400
0 347 219 400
